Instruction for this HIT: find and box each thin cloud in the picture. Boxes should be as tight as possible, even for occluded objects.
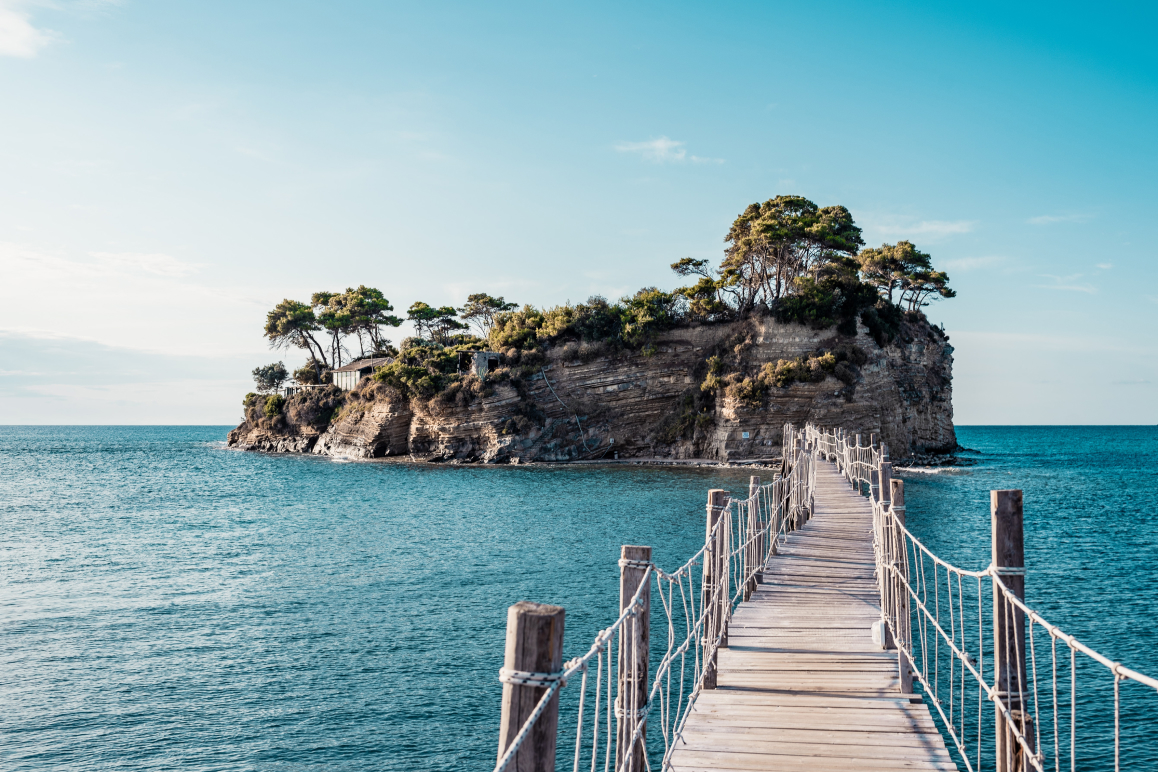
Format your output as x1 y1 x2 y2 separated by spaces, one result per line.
0 1 53 57
864 217 976 242
91 251 201 277
1095 263 1112 270
1027 213 1090 225
614 136 722 164
1035 273 1096 294
942 255 1002 272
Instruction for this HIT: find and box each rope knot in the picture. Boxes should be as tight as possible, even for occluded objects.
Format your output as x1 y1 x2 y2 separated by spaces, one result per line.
618 558 653 571
499 656 583 689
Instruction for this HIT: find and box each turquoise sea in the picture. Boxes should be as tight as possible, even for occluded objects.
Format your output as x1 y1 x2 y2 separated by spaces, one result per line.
1 426 1155 770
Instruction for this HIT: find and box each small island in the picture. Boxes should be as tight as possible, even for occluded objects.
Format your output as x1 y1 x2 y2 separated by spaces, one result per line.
228 195 957 463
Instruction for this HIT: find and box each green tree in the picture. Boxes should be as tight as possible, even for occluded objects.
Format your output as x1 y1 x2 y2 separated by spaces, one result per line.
900 268 956 311
252 362 289 393
722 196 865 311
407 302 467 346
856 241 955 311
460 293 518 336
335 286 403 357
671 258 731 320
311 291 350 368
264 299 328 377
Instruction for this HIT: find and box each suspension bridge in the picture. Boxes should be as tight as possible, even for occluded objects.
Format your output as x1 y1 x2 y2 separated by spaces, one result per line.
491 424 1158 772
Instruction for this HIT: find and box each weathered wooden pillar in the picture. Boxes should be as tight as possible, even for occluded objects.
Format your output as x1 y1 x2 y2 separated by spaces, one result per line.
702 490 728 689
497 601 565 772
617 545 651 772
879 444 892 508
772 474 783 543
891 479 913 694
745 476 760 598
992 489 1032 772
854 433 864 490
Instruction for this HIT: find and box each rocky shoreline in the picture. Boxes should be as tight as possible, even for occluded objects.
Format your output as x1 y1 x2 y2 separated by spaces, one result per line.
229 315 956 464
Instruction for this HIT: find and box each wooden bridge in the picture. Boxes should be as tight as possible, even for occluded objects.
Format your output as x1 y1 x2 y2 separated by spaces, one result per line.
491 424 1158 772
667 462 954 771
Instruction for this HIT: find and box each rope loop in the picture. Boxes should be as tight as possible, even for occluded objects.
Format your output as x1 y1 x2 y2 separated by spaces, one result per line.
990 565 1027 577
618 558 653 571
498 657 584 688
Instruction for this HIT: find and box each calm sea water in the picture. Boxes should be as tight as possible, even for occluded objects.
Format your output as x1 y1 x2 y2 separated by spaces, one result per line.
1 426 1155 770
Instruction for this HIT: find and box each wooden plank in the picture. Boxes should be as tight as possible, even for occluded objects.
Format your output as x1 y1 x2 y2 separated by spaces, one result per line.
668 461 955 771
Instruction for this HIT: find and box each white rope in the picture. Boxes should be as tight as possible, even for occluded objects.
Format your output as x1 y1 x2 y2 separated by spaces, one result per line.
802 421 1158 772
499 660 583 687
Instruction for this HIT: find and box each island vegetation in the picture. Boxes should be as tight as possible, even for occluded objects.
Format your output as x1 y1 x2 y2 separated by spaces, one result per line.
245 195 955 432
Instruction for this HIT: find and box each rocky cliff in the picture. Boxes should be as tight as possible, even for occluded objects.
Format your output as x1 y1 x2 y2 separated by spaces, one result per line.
228 315 955 463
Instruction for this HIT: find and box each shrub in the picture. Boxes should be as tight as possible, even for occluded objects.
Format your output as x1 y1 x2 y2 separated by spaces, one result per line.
372 343 467 398
489 305 546 350
264 394 286 417
252 362 289 393
774 275 879 336
293 364 322 385
860 300 904 347
652 389 714 443
488 291 684 352
284 385 344 427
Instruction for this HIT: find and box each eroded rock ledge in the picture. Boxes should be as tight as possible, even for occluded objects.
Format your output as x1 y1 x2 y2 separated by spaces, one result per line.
227 315 955 463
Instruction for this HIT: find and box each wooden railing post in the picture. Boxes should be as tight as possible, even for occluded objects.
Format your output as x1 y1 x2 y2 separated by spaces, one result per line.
771 474 783 544
702 490 728 689
891 479 913 694
854 433 863 490
879 444 892 508
992 489 1032 772
617 545 651 772
497 601 565 772
745 476 760 599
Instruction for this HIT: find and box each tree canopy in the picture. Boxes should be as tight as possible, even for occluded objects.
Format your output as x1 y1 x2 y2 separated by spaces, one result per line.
254 195 956 395
407 302 468 346
668 195 953 333
264 287 402 378
460 293 517 336
252 362 289 393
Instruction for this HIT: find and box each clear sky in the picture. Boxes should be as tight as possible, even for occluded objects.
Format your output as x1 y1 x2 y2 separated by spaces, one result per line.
1 0 1155 425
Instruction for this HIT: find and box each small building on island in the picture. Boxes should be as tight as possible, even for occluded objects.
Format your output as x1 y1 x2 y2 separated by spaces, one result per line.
332 357 393 391
458 350 501 379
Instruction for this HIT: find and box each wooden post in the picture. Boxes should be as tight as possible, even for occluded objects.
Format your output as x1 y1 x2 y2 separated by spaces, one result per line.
879 444 892 508
497 601 565 772
746 476 761 598
891 479 913 694
617 545 651 772
702 490 728 689
771 474 782 546
992 490 1032 772
854 433 864 490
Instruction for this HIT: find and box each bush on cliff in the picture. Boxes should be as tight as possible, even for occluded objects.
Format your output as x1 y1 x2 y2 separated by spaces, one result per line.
263 394 286 417
284 385 344 427
488 289 683 352
703 342 869 406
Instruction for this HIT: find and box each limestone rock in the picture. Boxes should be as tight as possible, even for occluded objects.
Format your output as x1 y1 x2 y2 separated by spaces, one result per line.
226 316 955 463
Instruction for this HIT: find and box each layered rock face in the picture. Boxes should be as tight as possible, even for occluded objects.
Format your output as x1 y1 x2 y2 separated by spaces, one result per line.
227 316 955 462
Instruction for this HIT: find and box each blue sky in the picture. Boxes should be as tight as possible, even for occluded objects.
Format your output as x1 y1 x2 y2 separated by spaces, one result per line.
1 0 1155 424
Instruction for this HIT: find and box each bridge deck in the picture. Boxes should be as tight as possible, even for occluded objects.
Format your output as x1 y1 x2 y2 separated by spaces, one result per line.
668 463 956 771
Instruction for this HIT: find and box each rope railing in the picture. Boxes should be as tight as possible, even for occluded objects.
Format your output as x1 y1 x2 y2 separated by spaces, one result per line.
805 422 1158 772
493 424 818 772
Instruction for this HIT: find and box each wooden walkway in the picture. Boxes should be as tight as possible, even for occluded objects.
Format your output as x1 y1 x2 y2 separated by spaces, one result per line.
668 463 956 771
